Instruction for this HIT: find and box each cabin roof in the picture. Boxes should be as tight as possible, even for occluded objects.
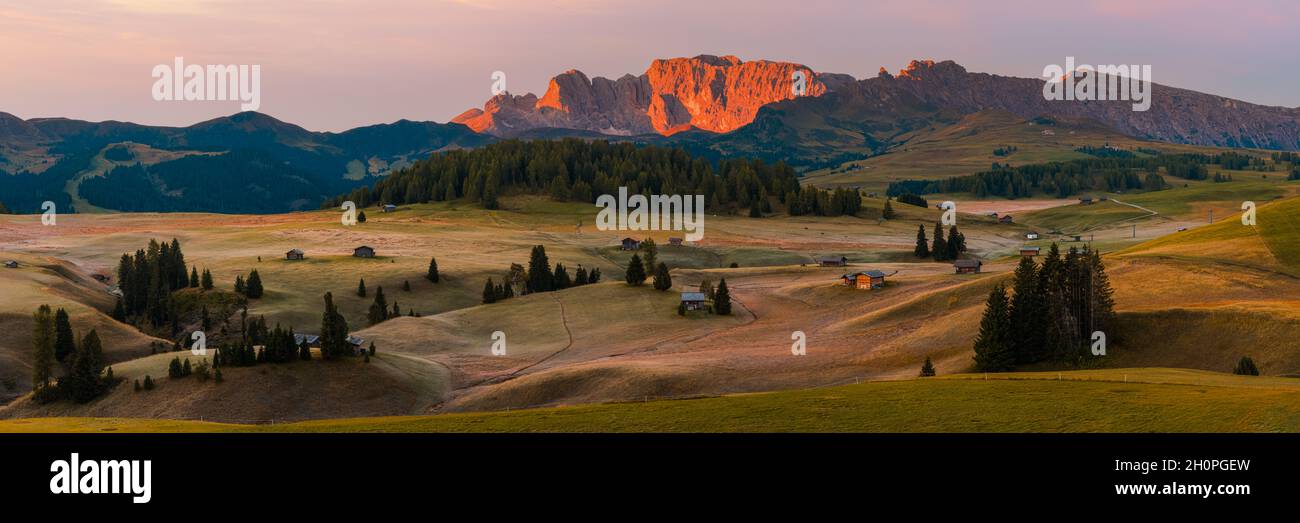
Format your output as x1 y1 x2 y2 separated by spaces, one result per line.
842 270 886 278
954 259 982 268
1020 246 1042 252
680 292 707 302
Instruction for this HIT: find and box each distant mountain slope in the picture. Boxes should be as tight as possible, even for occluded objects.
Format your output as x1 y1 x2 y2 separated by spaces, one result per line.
0 112 491 214
683 60 1300 168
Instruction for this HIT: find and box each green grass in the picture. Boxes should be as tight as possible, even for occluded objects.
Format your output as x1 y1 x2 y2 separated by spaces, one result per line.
7 368 1300 433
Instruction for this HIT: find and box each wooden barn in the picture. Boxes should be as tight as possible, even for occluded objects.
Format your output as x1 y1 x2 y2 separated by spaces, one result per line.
353 246 376 258
817 256 849 267
841 270 886 290
680 291 707 311
954 259 983 274
286 248 305 260
620 237 641 251
1019 246 1041 258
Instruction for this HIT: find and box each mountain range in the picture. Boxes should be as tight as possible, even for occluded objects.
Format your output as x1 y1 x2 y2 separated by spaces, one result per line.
2 55 1299 213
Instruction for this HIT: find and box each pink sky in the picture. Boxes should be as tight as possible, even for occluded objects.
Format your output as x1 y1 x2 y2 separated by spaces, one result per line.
2 0 1296 131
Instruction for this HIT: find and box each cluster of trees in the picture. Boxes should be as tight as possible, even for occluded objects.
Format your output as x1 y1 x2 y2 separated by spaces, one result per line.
364 285 413 325
31 305 116 404
115 238 191 328
973 244 1115 371
992 145 1018 157
913 224 966 261
233 270 264 299
894 193 929 208
886 153 1244 199
481 245 599 304
324 138 862 217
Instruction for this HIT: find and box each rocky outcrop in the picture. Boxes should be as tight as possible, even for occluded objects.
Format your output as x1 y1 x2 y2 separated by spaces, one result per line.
453 55 853 137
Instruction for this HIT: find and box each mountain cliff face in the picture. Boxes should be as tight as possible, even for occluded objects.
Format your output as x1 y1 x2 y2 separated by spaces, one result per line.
453 55 854 137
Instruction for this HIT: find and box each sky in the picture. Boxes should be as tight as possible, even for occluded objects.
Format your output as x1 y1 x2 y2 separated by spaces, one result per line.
2 0 1297 131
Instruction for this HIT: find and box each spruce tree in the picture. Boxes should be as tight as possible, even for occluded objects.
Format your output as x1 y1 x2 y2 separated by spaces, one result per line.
946 225 963 260
919 356 936 377
245 270 264 298
234 275 245 295
357 278 367 297
426 257 440 283
111 297 126 322
1008 257 1044 364
368 286 389 325
31 305 55 389
653 262 672 291
973 284 1015 372
574 266 588 286
53 308 75 362
526 245 553 293
588 268 601 284
641 239 658 271
931 223 948 262
68 330 107 402
201 268 214 290
190 267 199 288
402 280 412 292
714 278 732 315
625 254 647 286
553 263 571 290
482 278 498 304
1234 356 1260 376
319 292 350 359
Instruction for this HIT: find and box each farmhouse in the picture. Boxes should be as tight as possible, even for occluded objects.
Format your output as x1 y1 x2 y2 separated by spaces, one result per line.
286 248 305 260
999 215 1014 224
382 204 398 212
841 270 886 290
353 246 376 258
293 333 321 347
668 237 683 246
346 335 366 355
1020 246 1041 257
680 292 707 311
3 260 17 268
953 259 983 274
817 256 849 267
620 237 641 250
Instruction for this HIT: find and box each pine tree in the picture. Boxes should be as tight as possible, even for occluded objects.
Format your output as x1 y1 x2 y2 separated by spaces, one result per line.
143 375 154 390
357 278 367 297
588 268 601 284
1008 257 1044 364
553 263 571 290
973 284 1015 372
201 268 214 290
68 330 107 403
946 225 963 260
625 254 647 286
182 358 192 376
245 270 264 299
919 356 936 377
31 305 55 389
653 262 673 291
111 297 126 322
574 266 588 286
931 223 948 262
319 292 350 359
53 308 75 362
368 341 376 356
402 280 412 292
190 267 199 288
909 225 930 257
1234 356 1260 376
482 278 498 304
714 278 732 315
882 199 896 220
368 286 389 325
426 257 440 283
641 239 658 271
526 245 553 293
234 275 245 295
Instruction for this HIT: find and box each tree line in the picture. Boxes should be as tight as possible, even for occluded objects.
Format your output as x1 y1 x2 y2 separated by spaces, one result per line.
973 244 1115 371
324 138 862 218
31 305 116 404
885 152 1255 199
